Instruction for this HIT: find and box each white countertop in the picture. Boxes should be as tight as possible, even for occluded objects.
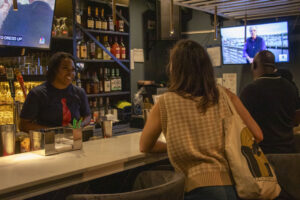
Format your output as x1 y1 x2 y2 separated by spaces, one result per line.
0 132 167 200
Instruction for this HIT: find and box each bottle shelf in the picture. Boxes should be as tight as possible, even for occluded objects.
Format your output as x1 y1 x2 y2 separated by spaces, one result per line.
86 91 130 98
76 59 129 63
52 36 73 40
0 75 46 82
85 28 129 36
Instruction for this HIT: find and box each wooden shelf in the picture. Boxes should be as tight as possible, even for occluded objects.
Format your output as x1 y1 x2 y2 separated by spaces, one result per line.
85 29 129 36
0 75 45 82
76 59 129 63
87 91 130 98
52 36 73 40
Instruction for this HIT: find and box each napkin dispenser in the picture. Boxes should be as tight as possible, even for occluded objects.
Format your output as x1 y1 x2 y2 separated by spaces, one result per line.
30 126 82 156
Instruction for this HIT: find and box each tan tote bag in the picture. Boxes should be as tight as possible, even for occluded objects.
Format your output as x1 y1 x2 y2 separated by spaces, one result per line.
220 87 281 199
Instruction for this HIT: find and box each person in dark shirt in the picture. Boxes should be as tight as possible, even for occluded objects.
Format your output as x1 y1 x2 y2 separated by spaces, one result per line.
240 50 298 154
275 69 300 110
20 52 91 132
243 26 266 63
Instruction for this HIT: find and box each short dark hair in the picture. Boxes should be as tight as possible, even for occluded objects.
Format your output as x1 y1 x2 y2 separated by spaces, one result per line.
46 52 75 83
254 50 275 69
168 39 219 113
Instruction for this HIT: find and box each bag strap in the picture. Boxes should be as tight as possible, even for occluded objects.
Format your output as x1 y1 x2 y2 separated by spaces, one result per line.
218 85 238 116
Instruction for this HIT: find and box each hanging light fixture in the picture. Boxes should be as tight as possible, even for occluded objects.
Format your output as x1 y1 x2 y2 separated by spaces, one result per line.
214 6 217 40
170 0 174 36
13 0 18 11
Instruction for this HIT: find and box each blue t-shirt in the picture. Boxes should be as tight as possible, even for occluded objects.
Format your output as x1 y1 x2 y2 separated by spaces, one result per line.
243 36 266 59
20 82 91 127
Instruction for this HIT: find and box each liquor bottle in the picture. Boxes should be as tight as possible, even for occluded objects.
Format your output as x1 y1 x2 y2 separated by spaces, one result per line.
104 68 111 92
80 71 86 90
89 99 93 110
85 71 92 94
110 68 116 91
75 6 82 25
92 71 99 94
108 15 114 31
119 36 126 60
76 40 81 58
95 7 101 30
77 72 82 88
80 39 88 59
99 67 104 93
115 68 122 91
91 98 98 124
87 6 94 29
98 97 105 119
111 36 120 59
108 36 113 57
93 98 99 124
103 36 111 60
101 8 107 30
87 39 96 59
96 35 103 60
118 10 124 32
105 97 111 115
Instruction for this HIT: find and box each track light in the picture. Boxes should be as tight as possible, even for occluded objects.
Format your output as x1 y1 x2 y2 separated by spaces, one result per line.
13 0 18 11
170 0 174 36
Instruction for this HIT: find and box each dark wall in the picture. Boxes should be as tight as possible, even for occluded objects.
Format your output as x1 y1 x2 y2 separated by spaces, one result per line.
183 9 300 95
129 0 176 96
129 0 147 97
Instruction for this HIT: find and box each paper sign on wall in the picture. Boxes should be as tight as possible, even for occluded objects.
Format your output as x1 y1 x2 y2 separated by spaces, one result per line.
222 73 237 94
133 49 144 62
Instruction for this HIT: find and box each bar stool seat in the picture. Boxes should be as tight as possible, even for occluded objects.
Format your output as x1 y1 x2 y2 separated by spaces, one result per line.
66 170 185 200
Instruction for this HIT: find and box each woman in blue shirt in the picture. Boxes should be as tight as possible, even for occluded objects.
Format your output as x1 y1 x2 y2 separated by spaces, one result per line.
20 52 91 132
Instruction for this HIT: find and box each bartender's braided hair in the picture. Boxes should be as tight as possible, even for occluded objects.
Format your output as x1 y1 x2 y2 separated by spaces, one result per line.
168 39 219 113
46 52 75 83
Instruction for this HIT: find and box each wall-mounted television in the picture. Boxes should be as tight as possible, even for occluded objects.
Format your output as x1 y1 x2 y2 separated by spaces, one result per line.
0 0 56 49
220 21 289 64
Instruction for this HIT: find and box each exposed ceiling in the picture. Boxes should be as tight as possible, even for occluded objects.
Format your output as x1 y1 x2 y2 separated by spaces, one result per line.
174 0 300 20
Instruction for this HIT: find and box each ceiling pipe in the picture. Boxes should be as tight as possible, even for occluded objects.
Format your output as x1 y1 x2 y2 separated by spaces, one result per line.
214 6 217 40
170 0 174 36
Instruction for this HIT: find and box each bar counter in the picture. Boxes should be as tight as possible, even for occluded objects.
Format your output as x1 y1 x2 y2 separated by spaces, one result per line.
0 132 167 200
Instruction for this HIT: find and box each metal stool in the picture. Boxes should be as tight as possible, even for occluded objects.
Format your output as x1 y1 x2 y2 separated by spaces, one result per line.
66 170 185 200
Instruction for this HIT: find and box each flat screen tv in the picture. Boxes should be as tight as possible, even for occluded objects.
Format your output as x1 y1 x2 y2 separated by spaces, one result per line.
0 0 56 49
220 21 289 64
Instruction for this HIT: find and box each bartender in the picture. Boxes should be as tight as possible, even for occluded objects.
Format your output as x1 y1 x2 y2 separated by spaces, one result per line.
20 52 91 133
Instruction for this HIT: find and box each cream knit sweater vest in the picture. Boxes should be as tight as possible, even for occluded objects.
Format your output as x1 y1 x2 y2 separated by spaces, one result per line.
158 89 234 192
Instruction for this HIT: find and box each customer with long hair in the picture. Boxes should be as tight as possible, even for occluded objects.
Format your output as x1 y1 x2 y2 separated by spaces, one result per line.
140 39 263 200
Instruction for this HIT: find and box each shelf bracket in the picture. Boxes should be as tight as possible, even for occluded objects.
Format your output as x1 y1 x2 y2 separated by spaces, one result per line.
76 23 130 74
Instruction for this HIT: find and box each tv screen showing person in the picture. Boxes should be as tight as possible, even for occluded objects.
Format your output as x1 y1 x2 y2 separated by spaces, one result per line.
243 26 266 63
221 21 289 64
0 0 56 49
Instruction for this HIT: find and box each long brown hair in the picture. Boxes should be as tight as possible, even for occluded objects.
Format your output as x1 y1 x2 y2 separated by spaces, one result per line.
168 39 219 113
